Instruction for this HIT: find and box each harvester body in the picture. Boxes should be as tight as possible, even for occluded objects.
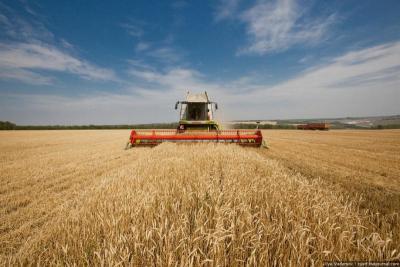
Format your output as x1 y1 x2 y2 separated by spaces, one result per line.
127 92 265 148
175 91 220 131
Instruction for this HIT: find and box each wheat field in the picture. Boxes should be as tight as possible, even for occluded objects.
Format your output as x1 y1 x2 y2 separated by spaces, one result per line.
0 130 399 266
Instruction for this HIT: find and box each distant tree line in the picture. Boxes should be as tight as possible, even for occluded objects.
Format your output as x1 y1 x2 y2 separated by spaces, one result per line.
0 121 17 130
0 121 178 130
372 124 400 129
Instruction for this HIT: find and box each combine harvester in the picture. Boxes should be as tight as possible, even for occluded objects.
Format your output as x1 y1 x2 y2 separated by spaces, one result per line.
126 92 265 148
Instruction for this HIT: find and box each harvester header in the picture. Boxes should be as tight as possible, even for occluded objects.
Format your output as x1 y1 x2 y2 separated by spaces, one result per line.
126 91 265 148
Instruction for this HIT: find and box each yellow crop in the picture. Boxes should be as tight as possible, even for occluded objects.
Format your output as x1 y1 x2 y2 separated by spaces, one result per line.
0 130 399 266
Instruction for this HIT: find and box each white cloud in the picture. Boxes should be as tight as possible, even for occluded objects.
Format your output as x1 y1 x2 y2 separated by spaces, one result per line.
60 39 74 49
214 0 241 21
276 42 400 92
0 6 54 42
239 42 400 118
0 42 117 84
1 41 399 124
147 47 182 63
120 41 400 121
126 59 153 70
120 21 144 38
239 0 335 55
0 13 12 29
128 67 200 85
0 66 53 85
0 4 117 85
135 42 150 52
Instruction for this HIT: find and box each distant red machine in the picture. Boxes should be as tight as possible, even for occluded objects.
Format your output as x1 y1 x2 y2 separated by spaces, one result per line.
297 123 330 130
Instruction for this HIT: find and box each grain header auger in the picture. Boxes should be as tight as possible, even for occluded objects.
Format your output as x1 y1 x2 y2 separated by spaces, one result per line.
126 91 266 148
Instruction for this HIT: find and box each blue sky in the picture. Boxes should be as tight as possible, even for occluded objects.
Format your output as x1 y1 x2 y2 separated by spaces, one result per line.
0 0 399 125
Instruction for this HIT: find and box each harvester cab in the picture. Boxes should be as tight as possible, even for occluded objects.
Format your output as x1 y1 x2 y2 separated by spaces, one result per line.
175 92 220 131
126 91 265 148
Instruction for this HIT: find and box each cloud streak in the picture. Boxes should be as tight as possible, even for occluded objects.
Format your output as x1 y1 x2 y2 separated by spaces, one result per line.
238 0 335 55
0 2 54 42
0 4 117 85
120 21 144 38
240 41 400 118
0 43 117 84
214 0 241 21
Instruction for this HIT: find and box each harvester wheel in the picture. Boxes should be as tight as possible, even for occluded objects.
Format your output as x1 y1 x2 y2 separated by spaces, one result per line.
261 140 268 149
125 142 132 150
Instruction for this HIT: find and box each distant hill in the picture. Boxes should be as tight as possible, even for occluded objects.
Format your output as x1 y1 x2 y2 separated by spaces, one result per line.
231 115 400 129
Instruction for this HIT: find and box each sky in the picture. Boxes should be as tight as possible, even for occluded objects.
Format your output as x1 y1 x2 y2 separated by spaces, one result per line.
0 0 399 125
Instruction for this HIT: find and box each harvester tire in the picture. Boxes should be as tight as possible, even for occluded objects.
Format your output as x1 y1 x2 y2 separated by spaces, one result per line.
261 140 268 149
125 142 132 150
